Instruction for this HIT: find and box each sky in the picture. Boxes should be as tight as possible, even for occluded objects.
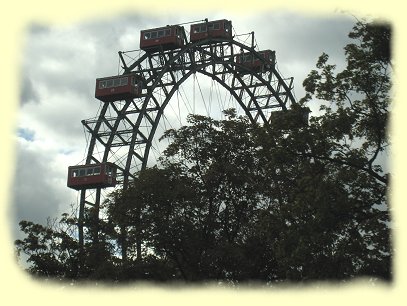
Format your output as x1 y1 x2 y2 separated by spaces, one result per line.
1 0 406 304
10 11 361 241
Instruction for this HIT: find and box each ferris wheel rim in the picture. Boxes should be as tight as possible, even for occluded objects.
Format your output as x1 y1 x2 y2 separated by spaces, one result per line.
84 37 296 185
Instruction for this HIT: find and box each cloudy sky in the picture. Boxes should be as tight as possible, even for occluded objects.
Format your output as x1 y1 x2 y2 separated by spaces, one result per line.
9 9 368 243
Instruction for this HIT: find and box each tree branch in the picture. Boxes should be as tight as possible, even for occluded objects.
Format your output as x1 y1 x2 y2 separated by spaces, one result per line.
296 151 388 185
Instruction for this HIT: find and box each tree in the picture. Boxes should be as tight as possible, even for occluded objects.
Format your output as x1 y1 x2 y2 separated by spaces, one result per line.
15 215 80 279
276 19 392 280
300 20 391 185
129 112 272 282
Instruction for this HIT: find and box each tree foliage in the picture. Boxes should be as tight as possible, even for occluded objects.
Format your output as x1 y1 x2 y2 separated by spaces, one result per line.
300 20 391 185
15 19 392 284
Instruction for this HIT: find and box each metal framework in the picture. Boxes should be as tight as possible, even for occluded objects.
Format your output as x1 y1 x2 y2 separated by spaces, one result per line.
77 29 296 249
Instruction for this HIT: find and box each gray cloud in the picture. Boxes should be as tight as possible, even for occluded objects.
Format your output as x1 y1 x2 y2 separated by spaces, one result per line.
20 76 40 105
246 12 355 59
11 139 74 240
28 23 51 35
238 12 356 100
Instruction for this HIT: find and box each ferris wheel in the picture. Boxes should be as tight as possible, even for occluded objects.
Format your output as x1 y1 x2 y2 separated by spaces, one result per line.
66 18 301 248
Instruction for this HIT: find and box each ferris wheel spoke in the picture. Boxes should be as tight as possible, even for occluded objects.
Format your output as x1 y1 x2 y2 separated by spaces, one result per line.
69 18 300 253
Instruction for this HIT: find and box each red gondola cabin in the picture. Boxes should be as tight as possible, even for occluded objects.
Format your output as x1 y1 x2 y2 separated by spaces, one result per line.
235 49 275 74
67 162 117 190
140 25 185 52
190 19 232 43
95 73 143 103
